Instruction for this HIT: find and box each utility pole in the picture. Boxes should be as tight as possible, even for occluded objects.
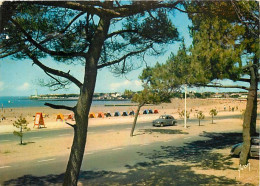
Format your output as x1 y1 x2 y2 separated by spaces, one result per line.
184 84 187 128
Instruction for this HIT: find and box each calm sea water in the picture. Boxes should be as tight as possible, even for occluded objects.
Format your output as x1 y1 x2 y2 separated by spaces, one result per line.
0 96 131 108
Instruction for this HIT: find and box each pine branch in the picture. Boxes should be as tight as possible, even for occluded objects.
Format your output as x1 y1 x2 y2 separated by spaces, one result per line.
238 78 251 83
106 29 138 38
194 83 249 91
25 50 83 88
97 44 152 69
10 18 86 58
44 103 74 111
31 1 181 18
65 122 76 129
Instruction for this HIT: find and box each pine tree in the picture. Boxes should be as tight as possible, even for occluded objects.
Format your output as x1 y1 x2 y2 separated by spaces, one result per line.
13 116 30 145
209 109 218 124
197 111 205 126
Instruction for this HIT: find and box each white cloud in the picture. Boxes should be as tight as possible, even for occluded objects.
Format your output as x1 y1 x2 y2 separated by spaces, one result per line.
18 82 30 91
134 80 142 87
0 81 4 91
109 80 142 92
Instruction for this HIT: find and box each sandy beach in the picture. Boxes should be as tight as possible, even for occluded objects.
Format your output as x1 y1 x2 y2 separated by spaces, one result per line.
0 98 250 133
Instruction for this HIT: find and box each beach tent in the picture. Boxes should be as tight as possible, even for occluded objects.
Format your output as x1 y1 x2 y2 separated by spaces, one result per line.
56 113 64 121
143 110 148 114
114 111 120 117
148 109 153 114
122 111 128 116
89 112 96 118
34 112 45 128
98 112 105 118
105 112 112 117
129 110 135 116
154 109 159 114
67 113 74 120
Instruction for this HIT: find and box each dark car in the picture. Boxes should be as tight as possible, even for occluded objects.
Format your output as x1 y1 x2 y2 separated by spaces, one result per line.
152 115 177 127
230 136 260 158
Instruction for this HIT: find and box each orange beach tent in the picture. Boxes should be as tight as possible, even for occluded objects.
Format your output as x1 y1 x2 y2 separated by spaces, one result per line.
67 113 74 120
89 112 96 118
56 113 65 121
98 112 105 118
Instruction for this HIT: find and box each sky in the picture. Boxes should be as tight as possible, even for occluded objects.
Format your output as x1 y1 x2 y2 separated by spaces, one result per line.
0 10 250 97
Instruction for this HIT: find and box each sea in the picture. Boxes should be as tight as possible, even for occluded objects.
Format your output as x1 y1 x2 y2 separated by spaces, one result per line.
0 96 132 108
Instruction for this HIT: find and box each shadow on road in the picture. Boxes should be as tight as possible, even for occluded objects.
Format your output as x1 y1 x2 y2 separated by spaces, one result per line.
138 132 242 170
139 129 189 135
4 164 239 186
4 132 244 185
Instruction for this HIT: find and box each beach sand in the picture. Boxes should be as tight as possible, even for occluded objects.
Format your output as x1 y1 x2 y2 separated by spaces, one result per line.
0 98 249 131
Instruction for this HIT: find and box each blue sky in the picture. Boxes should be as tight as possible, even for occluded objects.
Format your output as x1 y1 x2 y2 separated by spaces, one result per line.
0 11 249 96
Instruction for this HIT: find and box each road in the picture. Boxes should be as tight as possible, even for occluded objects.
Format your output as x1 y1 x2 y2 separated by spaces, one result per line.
0 113 242 143
0 113 243 184
0 131 206 185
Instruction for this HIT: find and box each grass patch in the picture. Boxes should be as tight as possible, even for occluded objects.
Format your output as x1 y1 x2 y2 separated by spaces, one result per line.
3 150 11 154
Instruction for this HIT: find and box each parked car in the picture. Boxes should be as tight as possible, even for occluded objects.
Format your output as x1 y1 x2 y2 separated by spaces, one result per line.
152 115 177 127
230 136 260 158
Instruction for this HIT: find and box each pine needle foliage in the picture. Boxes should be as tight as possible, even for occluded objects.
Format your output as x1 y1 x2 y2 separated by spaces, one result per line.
13 116 30 145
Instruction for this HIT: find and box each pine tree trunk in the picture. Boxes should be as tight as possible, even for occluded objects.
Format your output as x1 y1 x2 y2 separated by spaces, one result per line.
199 119 200 126
63 17 110 185
250 84 257 136
240 66 256 165
130 103 144 137
250 58 258 136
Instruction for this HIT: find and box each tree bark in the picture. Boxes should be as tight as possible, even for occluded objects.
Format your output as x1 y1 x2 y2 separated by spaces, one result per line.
63 17 110 186
250 82 257 136
250 57 259 136
240 66 257 165
130 103 144 137
20 125 22 145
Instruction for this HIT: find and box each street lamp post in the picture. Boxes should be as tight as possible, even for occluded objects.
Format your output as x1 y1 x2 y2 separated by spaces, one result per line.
184 84 187 128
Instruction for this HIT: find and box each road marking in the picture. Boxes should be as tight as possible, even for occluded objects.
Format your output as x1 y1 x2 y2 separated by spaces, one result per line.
30 137 42 139
112 147 123 151
0 166 11 169
1 140 10 142
37 158 55 163
184 137 191 140
58 134 70 137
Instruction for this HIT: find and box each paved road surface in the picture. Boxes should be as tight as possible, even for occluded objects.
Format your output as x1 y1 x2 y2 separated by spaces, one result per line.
0 114 243 184
0 114 242 143
0 132 206 184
